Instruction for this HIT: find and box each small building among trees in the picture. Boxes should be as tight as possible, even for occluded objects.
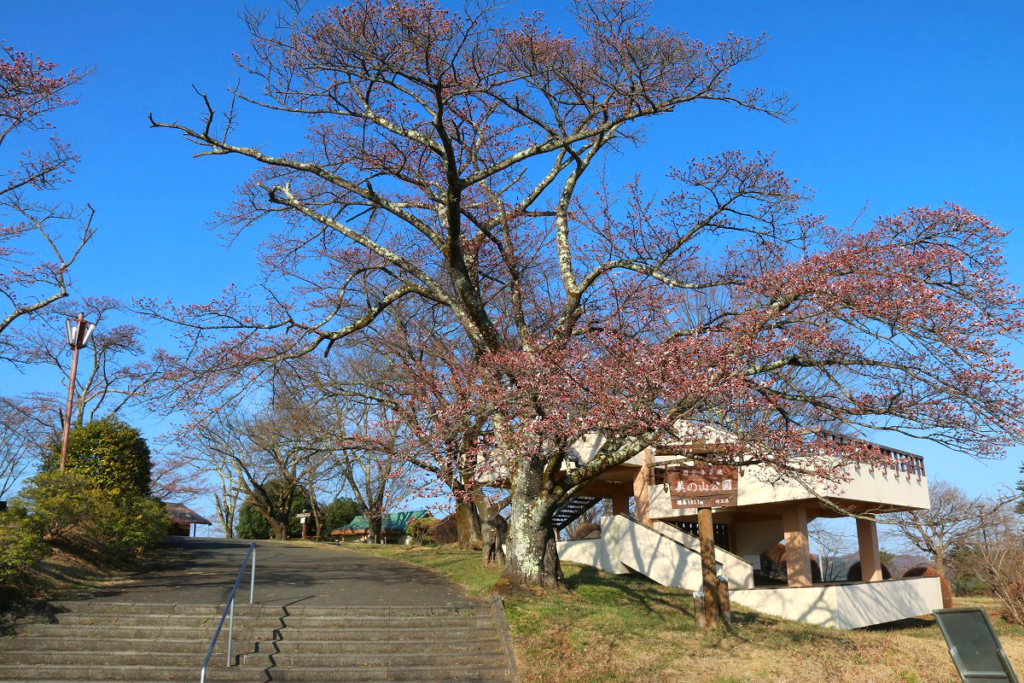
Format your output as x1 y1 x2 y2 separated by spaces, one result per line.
164 503 212 537
331 510 431 544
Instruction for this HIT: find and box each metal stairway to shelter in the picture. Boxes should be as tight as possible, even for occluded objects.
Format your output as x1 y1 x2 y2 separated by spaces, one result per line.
551 495 602 531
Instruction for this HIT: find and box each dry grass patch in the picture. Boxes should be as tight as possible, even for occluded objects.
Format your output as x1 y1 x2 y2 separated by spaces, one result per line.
342 544 1023 683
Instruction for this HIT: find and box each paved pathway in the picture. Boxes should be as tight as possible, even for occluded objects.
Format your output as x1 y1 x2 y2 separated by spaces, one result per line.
80 537 475 609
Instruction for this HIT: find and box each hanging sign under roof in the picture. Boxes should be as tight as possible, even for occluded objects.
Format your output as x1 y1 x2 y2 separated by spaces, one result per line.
666 464 739 509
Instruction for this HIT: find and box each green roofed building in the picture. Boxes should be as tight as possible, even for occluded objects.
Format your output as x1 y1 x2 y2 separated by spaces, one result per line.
330 510 431 544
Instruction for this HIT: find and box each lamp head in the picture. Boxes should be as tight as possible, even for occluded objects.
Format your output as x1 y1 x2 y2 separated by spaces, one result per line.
65 317 96 349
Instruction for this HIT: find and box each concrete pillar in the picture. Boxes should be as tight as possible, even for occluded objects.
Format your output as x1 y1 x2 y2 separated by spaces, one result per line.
632 447 654 525
611 489 630 515
782 504 812 587
856 515 883 582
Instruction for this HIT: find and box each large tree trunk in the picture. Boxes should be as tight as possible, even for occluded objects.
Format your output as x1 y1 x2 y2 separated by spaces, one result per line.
482 513 507 567
268 517 287 540
368 515 383 544
502 460 563 588
215 493 235 538
456 498 483 550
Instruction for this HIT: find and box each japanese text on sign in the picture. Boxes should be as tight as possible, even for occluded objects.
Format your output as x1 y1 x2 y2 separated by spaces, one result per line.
665 465 739 508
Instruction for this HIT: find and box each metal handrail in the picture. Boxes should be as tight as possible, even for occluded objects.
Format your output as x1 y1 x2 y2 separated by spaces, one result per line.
199 541 256 683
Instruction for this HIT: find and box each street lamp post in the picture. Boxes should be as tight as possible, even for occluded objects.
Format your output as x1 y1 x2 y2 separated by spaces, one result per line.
59 312 95 471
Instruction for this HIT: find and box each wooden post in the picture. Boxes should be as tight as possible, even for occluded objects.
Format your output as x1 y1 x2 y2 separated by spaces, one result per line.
692 591 706 629
697 506 720 629
717 576 732 628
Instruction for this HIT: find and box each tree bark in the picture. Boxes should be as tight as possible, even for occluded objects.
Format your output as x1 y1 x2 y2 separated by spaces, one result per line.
368 515 383 544
268 518 287 541
483 513 507 567
502 460 563 588
215 493 236 539
456 497 483 550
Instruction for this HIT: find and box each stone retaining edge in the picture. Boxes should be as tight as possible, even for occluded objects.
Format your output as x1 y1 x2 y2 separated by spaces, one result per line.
488 594 518 682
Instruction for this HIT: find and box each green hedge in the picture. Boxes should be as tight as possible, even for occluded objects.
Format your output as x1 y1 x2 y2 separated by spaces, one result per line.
14 472 168 567
41 417 152 497
0 508 49 601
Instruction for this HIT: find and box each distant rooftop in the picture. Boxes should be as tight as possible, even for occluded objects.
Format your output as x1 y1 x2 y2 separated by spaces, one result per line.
164 502 212 526
333 510 430 534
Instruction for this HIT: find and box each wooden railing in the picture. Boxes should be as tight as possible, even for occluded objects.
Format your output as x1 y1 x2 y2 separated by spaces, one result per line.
819 432 926 480
647 432 927 486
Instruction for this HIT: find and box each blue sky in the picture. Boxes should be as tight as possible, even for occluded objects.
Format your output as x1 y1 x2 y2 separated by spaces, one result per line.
2 1 1023 519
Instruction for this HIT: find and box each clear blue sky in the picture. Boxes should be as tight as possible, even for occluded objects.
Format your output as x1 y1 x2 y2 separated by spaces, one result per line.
2 1 1023 514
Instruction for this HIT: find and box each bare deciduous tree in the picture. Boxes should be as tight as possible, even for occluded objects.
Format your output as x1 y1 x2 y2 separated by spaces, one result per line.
17 298 164 426
185 389 332 540
808 519 853 582
0 396 54 499
883 480 1016 579
146 0 1024 589
0 45 94 360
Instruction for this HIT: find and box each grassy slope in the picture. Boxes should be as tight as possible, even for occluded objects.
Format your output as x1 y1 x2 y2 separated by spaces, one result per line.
343 544 1024 683
1 545 155 634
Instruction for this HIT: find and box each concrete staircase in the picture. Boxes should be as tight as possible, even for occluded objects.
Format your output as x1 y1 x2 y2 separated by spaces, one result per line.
0 601 513 682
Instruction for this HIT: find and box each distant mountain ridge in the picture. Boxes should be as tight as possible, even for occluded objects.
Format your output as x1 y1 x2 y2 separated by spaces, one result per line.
821 552 932 579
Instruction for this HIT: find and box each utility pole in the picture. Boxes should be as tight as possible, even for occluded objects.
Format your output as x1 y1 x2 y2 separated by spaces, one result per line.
59 313 95 471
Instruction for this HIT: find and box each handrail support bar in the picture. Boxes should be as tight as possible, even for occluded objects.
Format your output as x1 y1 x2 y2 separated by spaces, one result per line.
250 546 256 604
226 596 235 667
198 541 256 683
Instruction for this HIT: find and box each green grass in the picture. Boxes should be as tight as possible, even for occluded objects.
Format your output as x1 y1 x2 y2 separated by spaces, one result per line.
337 543 1019 683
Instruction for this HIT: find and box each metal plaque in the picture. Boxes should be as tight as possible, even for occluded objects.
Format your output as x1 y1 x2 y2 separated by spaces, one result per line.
666 464 738 509
934 608 1019 683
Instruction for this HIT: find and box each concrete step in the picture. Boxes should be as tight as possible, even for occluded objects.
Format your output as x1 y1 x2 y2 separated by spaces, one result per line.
16 624 267 641
49 602 486 618
48 601 249 617
240 651 503 668
0 636 247 654
0 649 502 669
49 612 494 629
0 651 212 667
16 622 498 644
0 663 510 681
251 638 503 655
267 626 499 642
228 664 510 682
0 634 502 656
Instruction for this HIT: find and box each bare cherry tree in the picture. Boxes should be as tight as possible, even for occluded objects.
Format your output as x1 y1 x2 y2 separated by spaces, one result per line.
146 1 1024 588
0 396 54 499
296 353 420 543
184 390 332 540
0 45 94 360
17 297 163 425
149 448 210 507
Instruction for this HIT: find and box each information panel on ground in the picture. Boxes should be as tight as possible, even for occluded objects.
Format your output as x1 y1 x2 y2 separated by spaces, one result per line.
934 608 1019 683
666 464 739 509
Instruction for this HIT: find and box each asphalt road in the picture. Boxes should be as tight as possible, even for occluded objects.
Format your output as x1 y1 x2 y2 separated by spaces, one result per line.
79 537 476 609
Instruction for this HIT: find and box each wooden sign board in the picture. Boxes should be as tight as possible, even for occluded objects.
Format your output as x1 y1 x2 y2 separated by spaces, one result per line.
666 465 739 509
